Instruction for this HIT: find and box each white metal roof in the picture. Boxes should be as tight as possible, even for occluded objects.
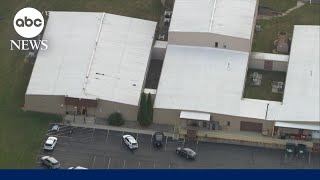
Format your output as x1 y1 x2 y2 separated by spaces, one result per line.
250 52 289 62
180 111 211 121
268 26 320 122
26 11 157 106
154 45 255 117
275 122 320 131
169 0 257 39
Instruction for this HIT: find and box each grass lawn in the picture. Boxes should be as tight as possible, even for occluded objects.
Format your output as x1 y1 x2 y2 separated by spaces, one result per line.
259 0 298 12
0 0 162 168
243 69 286 102
253 4 320 53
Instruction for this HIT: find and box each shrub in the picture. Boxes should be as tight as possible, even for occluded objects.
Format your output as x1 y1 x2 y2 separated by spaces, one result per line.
107 112 124 126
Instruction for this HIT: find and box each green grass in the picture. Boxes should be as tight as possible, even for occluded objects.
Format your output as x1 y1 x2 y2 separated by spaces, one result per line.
243 69 286 102
253 4 320 53
0 0 162 168
259 0 298 12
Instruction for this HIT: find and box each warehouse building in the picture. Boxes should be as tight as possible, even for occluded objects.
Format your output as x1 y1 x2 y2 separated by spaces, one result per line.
154 25 320 139
168 0 259 52
25 11 157 120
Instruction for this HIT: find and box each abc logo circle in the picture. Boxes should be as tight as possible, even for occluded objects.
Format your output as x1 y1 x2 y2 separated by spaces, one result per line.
13 7 44 38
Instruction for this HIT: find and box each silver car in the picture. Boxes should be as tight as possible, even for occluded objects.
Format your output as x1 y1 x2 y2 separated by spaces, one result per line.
41 156 60 169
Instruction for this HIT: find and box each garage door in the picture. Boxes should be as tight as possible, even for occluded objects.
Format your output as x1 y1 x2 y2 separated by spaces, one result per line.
240 121 263 132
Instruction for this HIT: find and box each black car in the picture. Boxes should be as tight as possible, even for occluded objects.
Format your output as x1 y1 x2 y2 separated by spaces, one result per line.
152 132 164 147
176 147 196 159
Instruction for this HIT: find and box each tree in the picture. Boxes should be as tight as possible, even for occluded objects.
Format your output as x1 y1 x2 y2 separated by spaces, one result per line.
137 93 146 125
107 112 124 126
137 93 152 126
147 93 153 123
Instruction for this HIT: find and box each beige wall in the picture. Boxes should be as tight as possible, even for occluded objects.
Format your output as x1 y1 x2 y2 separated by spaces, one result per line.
248 59 288 72
25 94 65 114
153 108 180 125
95 100 138 121
25 94 138 121
168 31 251 52
153 108 274 132
213 113 274 132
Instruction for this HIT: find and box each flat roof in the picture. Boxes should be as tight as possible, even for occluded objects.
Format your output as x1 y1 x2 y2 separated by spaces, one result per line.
180 111 211 121
268 26 320 122
250 52 289 62
26 11 157 106
169 0 257 39
154 45 253 117
275 122 320 131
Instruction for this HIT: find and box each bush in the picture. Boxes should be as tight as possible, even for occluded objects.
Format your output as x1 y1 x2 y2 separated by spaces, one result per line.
107 112 124 126
137 93 153 126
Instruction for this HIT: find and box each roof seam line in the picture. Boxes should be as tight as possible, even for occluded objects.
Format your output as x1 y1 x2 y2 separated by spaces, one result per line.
209 0 217 32
81 12 105 99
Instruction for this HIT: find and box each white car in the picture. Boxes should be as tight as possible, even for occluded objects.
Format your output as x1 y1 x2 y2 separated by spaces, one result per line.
122 135 138 149
68 166 88 170
51 125 60 131
44 136 58 150
41 156 60 169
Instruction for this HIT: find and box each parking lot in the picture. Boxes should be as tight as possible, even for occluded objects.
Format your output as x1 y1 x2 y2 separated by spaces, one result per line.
34 124 320 169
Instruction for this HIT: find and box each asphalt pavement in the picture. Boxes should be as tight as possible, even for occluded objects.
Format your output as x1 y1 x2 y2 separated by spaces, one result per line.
34 124 320 169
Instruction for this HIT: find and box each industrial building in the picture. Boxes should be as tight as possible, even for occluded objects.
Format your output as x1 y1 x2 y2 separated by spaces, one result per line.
24 0 319 142
25 11 157 120
168 0 258 52
154 25 320 139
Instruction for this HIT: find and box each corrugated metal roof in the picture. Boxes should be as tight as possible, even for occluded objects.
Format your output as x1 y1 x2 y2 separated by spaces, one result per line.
268 26 320 122
26 12 157 106
169 0 257 39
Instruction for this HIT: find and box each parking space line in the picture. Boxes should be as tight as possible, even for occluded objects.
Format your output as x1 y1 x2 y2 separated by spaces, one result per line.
153 162 156 169
195 140 199 152
168 164 171 168
136 133 139 141
164 136 168 150
106 129 109 144
122 160 126 169
150 134 153 142
138 161 141 168
92 156 96 168
183 138 186 147
107 157 111 169
121 131 124 144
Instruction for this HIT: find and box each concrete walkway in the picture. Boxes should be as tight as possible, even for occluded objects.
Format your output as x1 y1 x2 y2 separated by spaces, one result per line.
179 129 314 150
258 1 305 20
65 121 174 137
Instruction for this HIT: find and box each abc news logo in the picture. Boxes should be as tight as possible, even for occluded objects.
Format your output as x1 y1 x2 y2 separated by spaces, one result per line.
15 16 43 27
10 7 48 50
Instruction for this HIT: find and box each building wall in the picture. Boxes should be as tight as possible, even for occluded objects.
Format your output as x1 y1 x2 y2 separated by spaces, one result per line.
153 108 180 125
95 100 138 121
151 41 168 60
248 59 288 72
25 94 65 114
153 108 274 132
168 31 251 52
212 113 274 132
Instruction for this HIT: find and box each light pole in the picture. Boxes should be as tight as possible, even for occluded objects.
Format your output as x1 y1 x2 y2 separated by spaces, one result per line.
74 106 77 123
60 104 64 123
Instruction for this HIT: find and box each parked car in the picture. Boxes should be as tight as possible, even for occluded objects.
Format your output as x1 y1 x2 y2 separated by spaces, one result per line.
152 132 164 147
122 134 138 150
296 144 307 159
51 125 60 131
176 147 196 159
44 136 58 150
41 156 60 169
68 166 88 169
